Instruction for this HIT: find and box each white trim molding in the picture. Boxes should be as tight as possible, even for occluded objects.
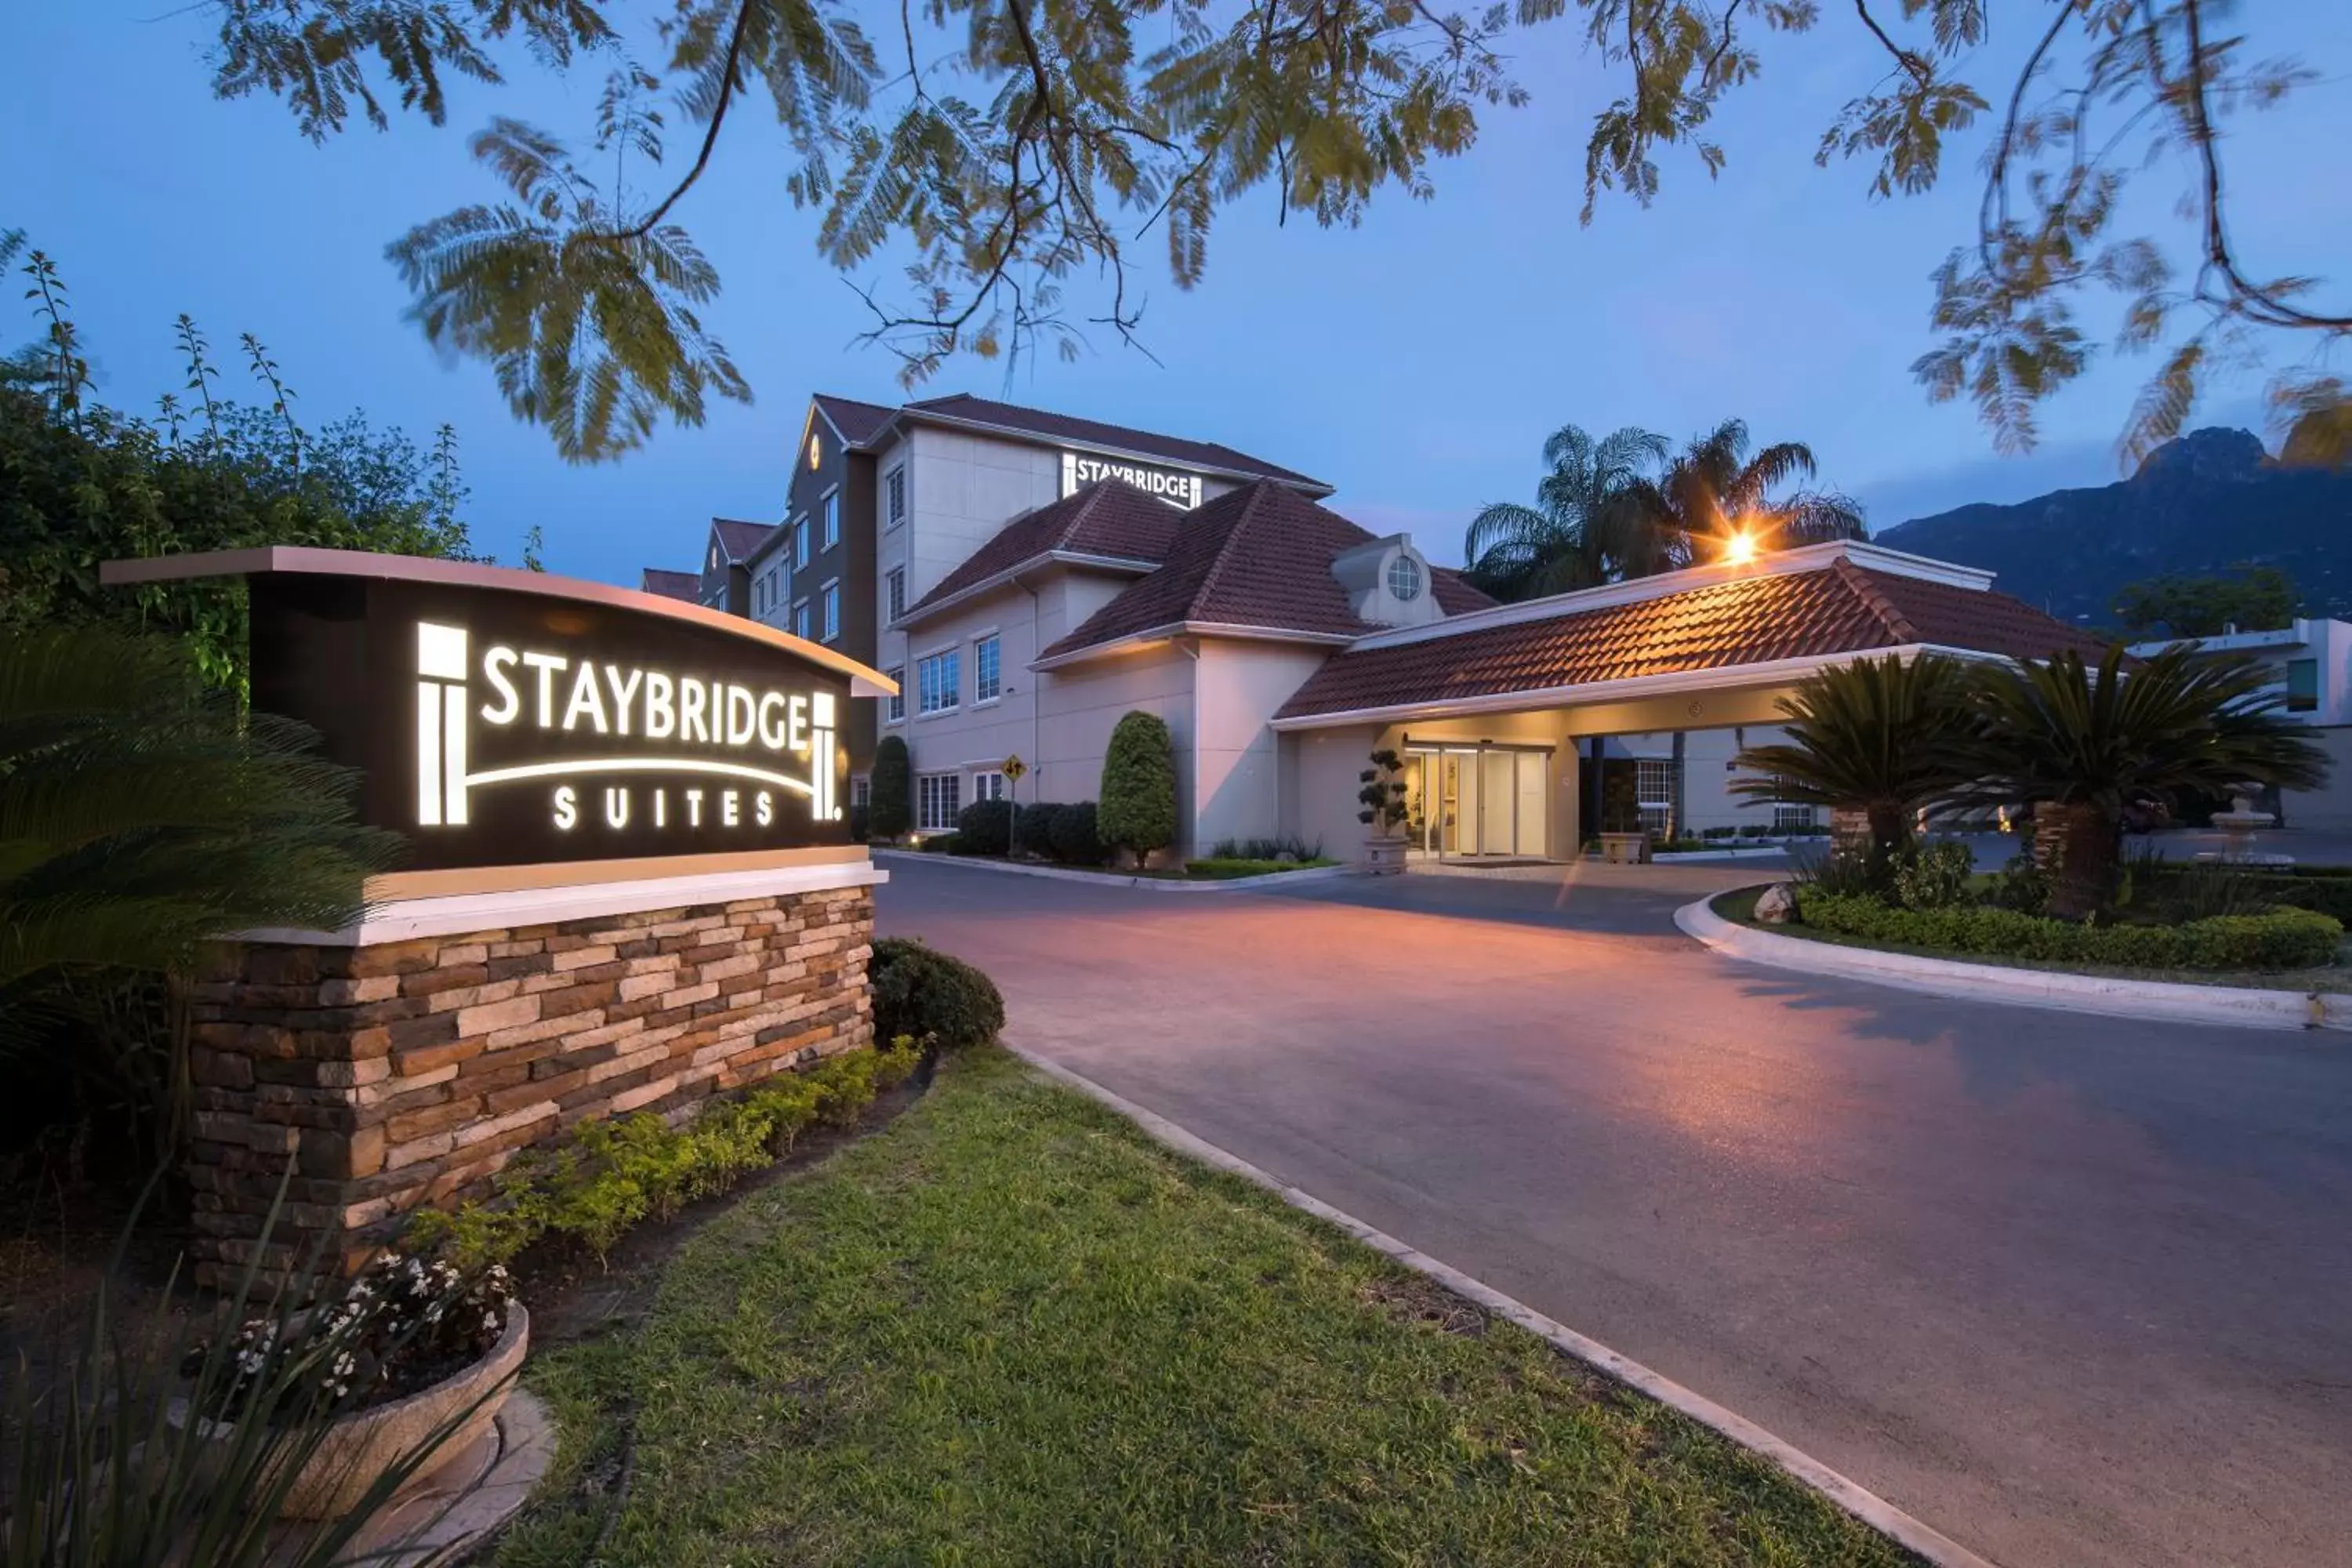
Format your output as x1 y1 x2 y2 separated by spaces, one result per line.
238 858 887 947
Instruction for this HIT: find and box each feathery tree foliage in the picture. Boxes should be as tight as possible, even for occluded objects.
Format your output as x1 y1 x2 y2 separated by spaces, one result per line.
2111 565 2297 640
1958 644 2327 919
1732 652 1980 879
0 626 405 1162
191 1 2352 466
1466 418 1863 599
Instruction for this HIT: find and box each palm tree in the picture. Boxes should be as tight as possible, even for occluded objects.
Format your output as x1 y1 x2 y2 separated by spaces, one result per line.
2 625 403 1162
1731 653 1981 879
1962 644 2328 920
1615 419 1867 572
1462 423 1668 601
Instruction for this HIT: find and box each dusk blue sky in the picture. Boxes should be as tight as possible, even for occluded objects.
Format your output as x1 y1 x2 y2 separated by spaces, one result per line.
7 3 2347 582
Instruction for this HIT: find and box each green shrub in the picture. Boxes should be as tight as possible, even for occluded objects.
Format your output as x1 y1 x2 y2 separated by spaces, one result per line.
871 936 1005 1052
848 802 870 843
956 797 1014 855
1099 711 1178 862
1209 833 1323 862
1893 840 1976 910
917 831 960 854
870 734 913 840
405 1037 925 1268
1048 801 1105 866
1183 857 1338 879
1016 800 1062 854
1795 890 2342 971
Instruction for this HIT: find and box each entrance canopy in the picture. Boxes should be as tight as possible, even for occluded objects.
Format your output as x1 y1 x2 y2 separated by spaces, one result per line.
1270 541 2105 732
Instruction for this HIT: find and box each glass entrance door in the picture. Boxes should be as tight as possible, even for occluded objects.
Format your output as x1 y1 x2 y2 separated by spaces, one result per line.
1405 745 1548 858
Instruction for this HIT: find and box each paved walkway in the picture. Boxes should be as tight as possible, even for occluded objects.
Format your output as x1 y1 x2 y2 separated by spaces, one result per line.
877 860 2352 1568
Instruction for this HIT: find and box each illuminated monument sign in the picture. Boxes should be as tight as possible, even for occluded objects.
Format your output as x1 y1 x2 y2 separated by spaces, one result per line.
99 550 888 875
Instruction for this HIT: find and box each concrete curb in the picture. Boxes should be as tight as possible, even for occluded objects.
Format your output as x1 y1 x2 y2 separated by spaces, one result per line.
1653 845 1793 862
1007 1044 1998 1568
1676 891 2348 1034
873 848 1356 894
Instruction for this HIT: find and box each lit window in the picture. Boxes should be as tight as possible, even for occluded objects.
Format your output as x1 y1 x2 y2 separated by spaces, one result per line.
917 649 961 715
918 772 962 832
886 666 906 724
793 518 810 569
887 568 906 622
971 770 1007 801
1387 554 1424 602
974 634 1001 703
822 582 840 643
2288 658 2320 713
793 599 811 641
807 432 821 470
886 469 906 528
823 492 840 549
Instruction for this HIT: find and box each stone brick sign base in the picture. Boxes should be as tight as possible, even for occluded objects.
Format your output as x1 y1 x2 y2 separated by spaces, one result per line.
187 882 875 1286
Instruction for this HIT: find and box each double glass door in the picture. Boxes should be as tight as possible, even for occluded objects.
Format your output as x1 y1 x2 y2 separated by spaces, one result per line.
1402 746 1548 858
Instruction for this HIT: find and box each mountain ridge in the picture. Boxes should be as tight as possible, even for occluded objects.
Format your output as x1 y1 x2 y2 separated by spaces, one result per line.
1875 428 2352 626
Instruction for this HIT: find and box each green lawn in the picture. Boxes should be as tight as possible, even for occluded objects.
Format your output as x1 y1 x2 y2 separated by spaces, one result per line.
493 1050 1913 1567
1714 887 2352 993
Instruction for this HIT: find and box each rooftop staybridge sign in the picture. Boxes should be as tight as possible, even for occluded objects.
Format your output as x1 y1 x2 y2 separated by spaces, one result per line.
101 549 897 876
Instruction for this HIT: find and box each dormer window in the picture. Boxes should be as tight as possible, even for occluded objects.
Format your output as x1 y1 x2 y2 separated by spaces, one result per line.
1387 555 1425 603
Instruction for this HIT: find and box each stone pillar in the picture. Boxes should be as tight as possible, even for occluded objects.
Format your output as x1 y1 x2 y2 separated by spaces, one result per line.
184 882 874 1287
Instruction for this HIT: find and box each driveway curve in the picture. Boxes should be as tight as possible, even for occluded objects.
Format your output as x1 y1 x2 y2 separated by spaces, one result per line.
877 858 2352 1568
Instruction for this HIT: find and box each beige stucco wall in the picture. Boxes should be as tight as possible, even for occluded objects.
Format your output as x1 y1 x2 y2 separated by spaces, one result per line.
1283 724 1385 858
1036 641 1197 832
1195 641 1336 852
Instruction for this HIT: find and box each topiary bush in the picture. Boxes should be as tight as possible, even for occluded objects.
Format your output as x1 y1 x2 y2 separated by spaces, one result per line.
1048 800 1105 866
871 936 1006 1052
956 797 1014 856
1893 840 1975 910
1098 710 1178 865
1016 800 1062 855
869 735 913 841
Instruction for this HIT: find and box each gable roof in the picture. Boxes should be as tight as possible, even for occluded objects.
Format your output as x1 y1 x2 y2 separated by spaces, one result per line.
640 568 699 601
1036 482 1493 662
1272 550 2109 724
709 517 775 563
895 394 1329 492
900 481 1185 626
811 394 895 445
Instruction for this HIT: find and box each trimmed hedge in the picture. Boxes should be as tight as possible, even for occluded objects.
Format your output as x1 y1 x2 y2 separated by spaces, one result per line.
1015 800 1062 854
2192 873 2352 924
957 797 1014 856
1047 801 1105 866
871 936 1006 1052
1182 857 1339 879
1099 711 1177 862
1797 889 2343 971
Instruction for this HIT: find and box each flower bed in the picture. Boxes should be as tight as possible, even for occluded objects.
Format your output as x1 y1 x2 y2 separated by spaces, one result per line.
1796 888 2343 971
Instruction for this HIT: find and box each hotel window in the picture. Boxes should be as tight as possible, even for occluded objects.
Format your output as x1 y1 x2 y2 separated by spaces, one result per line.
917 772 961 832
1387 554 1424 602
793 517 810 569
822 491 840 550
821 581 840 641
1635 757 1679 840
886 468 906 528
792 598 811 641
887 567 906 622
973 634 1001 703
916 648 961 715
850 775 872 810
1771 804 1817 833
886 666 906 724
753 572 766 615
971 770 1007 802
2288 658 2319 713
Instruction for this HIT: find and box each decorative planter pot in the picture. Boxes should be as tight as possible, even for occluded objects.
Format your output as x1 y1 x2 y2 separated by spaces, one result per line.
179 1301 529 1520
1363 834 1409 875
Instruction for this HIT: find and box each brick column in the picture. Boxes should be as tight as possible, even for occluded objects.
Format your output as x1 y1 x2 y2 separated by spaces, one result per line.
185 883 874 1287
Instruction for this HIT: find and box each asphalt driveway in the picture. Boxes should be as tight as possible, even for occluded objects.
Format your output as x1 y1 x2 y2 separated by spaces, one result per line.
877 858 2352 1568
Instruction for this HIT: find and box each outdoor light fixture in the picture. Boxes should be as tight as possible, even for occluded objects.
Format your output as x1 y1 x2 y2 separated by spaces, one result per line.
1721 531 1759 567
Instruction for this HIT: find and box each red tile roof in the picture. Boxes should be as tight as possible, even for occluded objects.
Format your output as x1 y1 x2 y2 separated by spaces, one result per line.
1273 556 2110 720
902 481 1185 623
1038 482 1494 659
710 517 776 562
902 394 1327 489
812 394 895 445
639 568 699 601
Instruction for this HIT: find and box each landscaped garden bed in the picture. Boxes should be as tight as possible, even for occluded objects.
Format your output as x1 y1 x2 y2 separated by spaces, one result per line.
485 1048 1915 1567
